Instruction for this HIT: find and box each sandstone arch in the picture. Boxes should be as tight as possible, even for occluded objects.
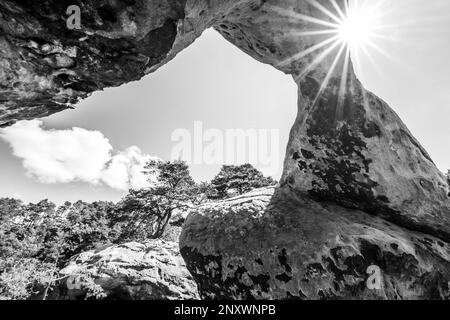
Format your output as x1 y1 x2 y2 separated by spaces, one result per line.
1 0 450 299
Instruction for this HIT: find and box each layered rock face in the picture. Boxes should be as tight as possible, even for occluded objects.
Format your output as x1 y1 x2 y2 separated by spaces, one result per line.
59 241 199 300
1 0 450 299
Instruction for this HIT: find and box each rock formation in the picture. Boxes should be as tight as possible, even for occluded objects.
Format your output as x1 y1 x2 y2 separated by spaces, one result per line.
1 0 450 299
59 240 199 300
181 187 450 299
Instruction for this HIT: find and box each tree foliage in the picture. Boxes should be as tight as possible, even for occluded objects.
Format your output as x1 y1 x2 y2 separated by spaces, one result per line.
209 164 276 199
0 199 58 299
113 160 197 241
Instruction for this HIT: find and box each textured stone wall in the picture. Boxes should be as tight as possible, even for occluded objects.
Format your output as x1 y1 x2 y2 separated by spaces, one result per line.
180 187 450 299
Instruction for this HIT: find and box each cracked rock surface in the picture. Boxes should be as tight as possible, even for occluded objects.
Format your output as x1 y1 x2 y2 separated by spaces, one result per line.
59 240 200 300
181 187 450 299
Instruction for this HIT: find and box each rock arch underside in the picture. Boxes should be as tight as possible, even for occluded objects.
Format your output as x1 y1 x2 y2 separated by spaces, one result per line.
1 0 450 299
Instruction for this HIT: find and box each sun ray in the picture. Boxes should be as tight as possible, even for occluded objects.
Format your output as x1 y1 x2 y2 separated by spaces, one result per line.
348 0 358 15
343 0 350 16
367 32 404 44
305 0 343 25
330 0 347 21
294 38 344 81
280 29 339 39
351 41 365 77
266 4 340 29
364 38 397 63
369 23 405 31
278 34 340 67
357 41 384 77
350 45 371 114
336 45 351 123
310 41 347 108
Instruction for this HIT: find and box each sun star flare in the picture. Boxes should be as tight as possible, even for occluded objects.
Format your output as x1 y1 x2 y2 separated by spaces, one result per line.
271 0 395 108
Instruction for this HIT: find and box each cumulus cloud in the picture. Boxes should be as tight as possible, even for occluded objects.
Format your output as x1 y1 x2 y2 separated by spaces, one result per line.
0 120 158 190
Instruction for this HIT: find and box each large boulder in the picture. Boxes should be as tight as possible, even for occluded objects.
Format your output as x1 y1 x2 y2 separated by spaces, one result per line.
59 240 199 300
180 187 450 300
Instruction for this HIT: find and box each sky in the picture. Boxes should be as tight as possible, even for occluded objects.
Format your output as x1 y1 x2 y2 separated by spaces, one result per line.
0 0 449 205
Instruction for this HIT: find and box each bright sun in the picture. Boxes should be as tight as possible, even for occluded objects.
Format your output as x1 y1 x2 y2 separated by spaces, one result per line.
269 0 391 69
338 11 373 49
267 0 393 105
